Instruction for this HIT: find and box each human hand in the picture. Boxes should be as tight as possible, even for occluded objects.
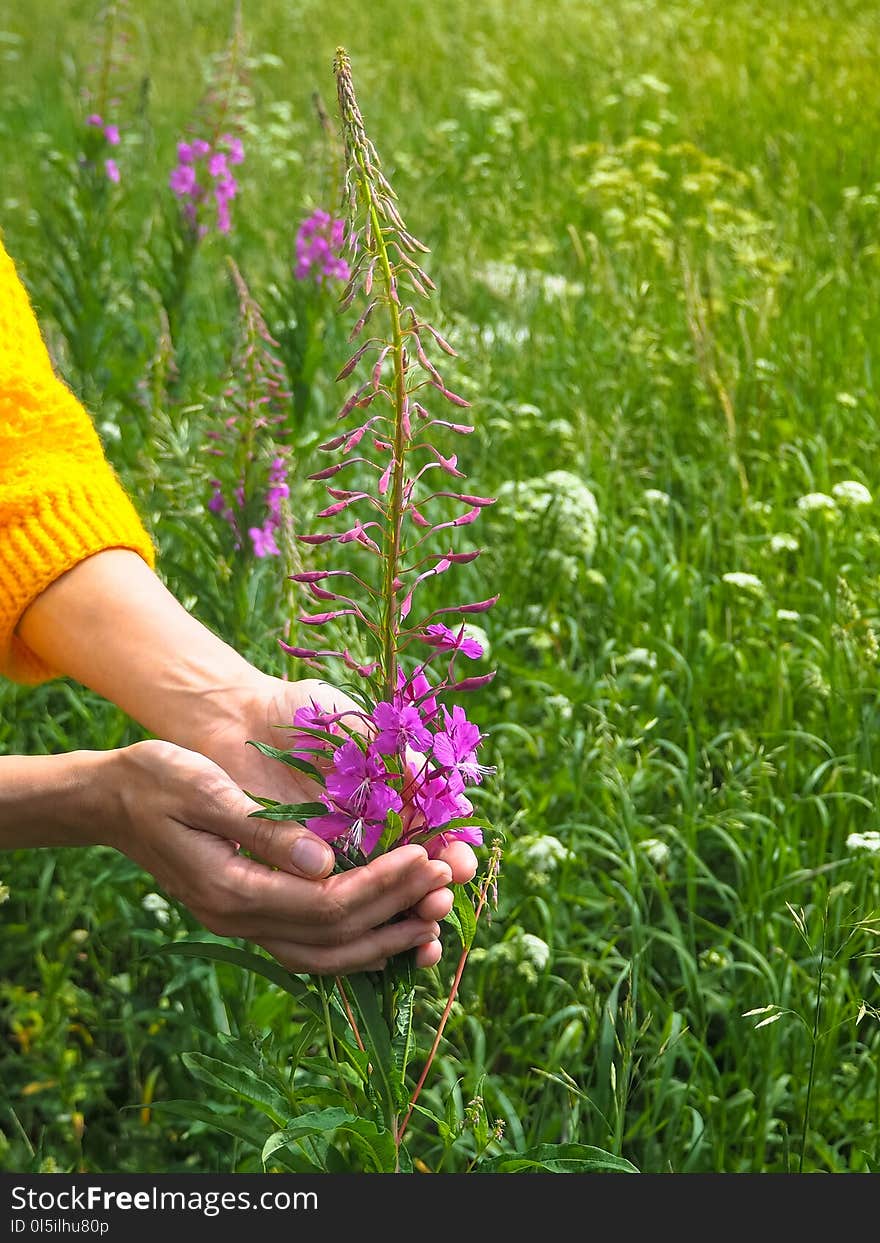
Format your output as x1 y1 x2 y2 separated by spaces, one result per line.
96 739 455 973
199 673 480 877
192 672 480 952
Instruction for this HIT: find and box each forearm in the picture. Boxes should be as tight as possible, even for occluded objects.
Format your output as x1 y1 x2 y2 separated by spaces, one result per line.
0 751 112 848
15 550 268 750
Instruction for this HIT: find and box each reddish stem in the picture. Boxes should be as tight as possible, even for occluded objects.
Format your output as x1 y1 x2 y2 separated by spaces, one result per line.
335 976 366 1052
396 847 501 1146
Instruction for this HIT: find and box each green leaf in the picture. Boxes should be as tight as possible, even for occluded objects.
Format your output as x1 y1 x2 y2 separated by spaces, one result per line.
345 972 399 1113
299 1051 370 1086
157 940 324 1021
475 1143 640 1174
247 801 327 821
437 815 494 833
180 1053 290 1127
262 1109 397 1173
409 1100 456 1146
373 808 404 856
150 1099 268 1149
392 986 414 1082
446 883 478 950
246 740 325 783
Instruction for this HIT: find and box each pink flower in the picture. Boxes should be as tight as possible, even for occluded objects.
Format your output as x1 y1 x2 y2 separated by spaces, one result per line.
104 124 120 146
169 164 197 196
432 704 491 785
326 741 399 814
295 208 351 285
425 824 484 857
249 524 281 557
208 151 229 178
371 701 432 755
290 701 338 757
87 113 103 127
105 159 120 184
412 767 469 830
221 133 245 165
421 622 484 659
308 740 403 854
396 668 439 721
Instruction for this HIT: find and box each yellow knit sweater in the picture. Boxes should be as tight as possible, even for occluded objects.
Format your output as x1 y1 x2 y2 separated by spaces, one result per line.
0 235 155 684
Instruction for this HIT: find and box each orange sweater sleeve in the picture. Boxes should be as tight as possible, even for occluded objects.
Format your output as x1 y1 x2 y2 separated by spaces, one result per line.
0 235 156 684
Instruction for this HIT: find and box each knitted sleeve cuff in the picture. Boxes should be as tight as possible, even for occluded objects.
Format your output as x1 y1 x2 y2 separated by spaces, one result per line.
0 477 156 684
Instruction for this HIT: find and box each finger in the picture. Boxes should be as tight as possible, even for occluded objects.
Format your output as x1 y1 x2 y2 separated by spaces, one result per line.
414 937 444 969
232 813 336 880
435 841 478 884
178 756 336 880
258 917 440 976
221 844 452 943
412 886 455 923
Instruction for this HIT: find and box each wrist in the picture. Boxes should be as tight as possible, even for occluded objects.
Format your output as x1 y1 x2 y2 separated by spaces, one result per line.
172 666 276 758
0 750 120 850
17 550 270 747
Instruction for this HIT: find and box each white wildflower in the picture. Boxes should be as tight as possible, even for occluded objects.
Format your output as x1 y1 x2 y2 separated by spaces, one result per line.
545 693 573 721
142 892 171 925
622 647 658 669
846 832 880 854
643 488 671 508
797 492 837 514
745 499 772 517
776 609 801 622
769 533 799 554
835 391 858 407
513 834 574 875
832 480 872 507
639 838 670 866
700 947 731 970
518 933 551 971
722 571 765 594
497 470 600 561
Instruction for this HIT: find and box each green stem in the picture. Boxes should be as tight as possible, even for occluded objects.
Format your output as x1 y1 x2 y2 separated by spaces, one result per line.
357 152 407 703
799 909 826 1173
318 978 356 1111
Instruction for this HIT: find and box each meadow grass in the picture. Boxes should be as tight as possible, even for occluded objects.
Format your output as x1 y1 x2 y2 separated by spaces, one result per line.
2 0 880 1173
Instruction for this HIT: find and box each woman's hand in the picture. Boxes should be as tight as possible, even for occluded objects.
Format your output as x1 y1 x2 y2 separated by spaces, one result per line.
194 672 481 890
15 551 479 968
95 740 454 973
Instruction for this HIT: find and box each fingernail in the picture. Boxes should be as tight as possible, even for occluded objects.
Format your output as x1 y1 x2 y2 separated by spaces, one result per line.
291 836 332 878
417 923 441 943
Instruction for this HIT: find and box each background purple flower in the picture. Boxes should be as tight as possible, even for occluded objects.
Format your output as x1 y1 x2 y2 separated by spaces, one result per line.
169 132 244 236
295 209 351 284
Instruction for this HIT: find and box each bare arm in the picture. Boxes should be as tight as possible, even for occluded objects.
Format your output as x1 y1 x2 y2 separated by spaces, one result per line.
9 548 477 971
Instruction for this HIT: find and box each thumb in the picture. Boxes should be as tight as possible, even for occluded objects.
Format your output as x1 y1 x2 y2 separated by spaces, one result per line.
187 756 336 880
236 811 336 880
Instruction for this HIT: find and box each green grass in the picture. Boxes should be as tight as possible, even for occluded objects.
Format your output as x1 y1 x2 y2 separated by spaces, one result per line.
3 0 880 1173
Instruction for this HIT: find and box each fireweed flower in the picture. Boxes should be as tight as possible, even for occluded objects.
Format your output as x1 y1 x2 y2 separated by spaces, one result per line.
422 622 484 659
240 52 508 1168
308 740 403 854
372 700 433 755
259 50 496 871
432 704 492 785
169 132 244 236
295 209 351 284
84 112 124 182
205 261 292 560
267 48 497 861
